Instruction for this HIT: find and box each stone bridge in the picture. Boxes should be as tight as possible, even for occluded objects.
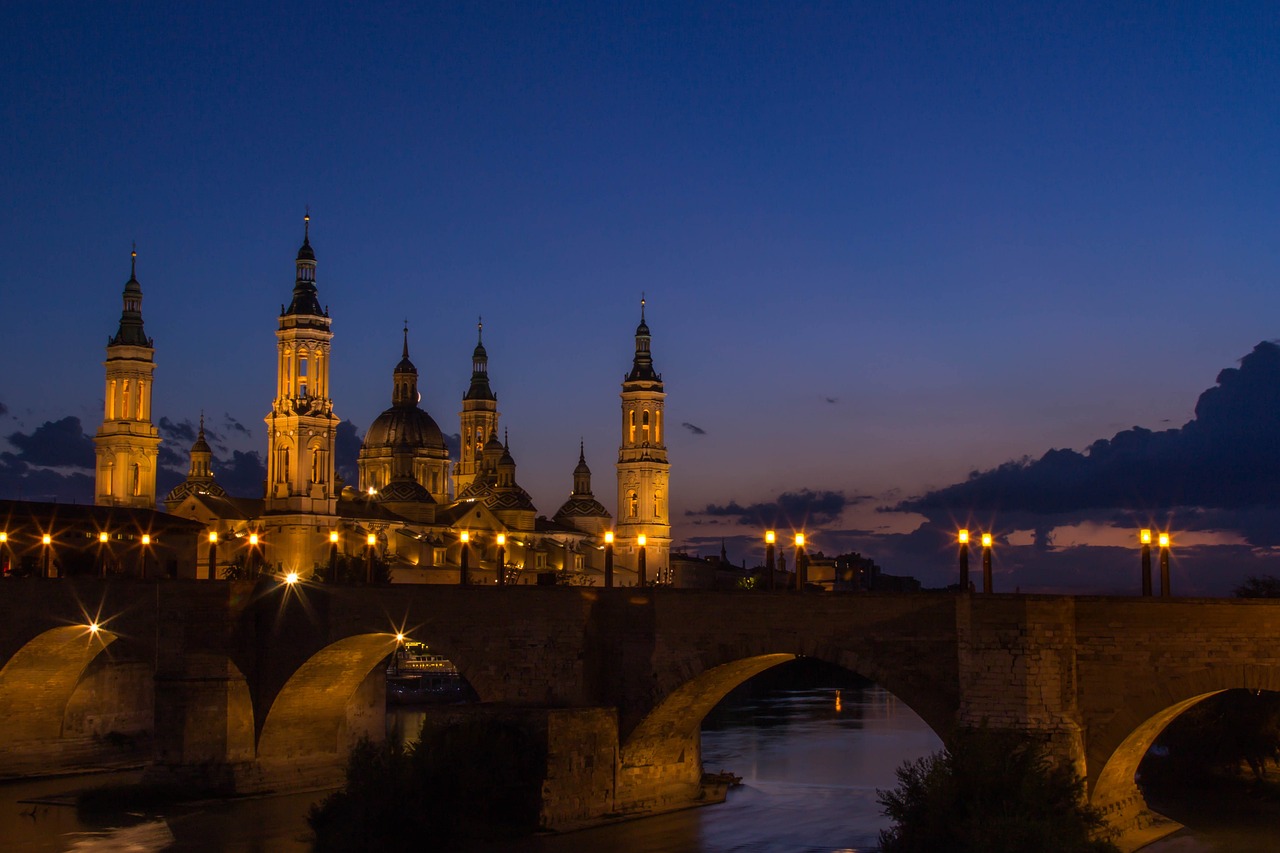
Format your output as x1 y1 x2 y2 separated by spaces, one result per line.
1 579 1278 848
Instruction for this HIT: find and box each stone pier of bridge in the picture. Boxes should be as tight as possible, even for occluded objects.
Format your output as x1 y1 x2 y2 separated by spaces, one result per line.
3 579 1280 849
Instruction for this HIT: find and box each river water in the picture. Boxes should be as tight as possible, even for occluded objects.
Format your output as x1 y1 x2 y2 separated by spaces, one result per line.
2 661 1277 851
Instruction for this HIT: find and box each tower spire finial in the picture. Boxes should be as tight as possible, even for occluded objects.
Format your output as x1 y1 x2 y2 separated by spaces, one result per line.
402 320 409 358
304 205 310 242
477 315 483 343
641 292 646 322
579 438 585 463
199 410 205 437
130 242 137 279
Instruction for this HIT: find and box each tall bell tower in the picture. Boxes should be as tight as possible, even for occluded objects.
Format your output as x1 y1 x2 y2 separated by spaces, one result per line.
94 247 161 507
454 319 499 495
264 213 338 516
616 298 670 577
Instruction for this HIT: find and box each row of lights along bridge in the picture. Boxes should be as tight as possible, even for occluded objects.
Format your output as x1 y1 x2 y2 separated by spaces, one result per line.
0 526 1179 595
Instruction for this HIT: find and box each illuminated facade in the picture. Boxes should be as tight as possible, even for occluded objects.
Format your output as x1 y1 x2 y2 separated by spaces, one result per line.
615 299 670 575
158 217 663 584
94 248 160 508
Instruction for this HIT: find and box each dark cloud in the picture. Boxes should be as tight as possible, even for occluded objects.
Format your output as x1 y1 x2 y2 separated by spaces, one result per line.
158 416 196 445
681 422 707 435
689 489 860 527
223 413 250 437
158 444 185 470
824 397 838 404
0 452 94 502
213 450 266 498
335 420 363 486
899 341 1280 522
0 401 8 417
7 416 96 468
445 432 461 460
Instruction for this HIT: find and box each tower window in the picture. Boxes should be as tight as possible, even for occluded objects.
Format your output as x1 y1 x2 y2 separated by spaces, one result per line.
629 411 636 443
122 380 131 419
107 380 116 420
654 490 662 519
131 463 141 497
628 490 638 518
642 410 650 443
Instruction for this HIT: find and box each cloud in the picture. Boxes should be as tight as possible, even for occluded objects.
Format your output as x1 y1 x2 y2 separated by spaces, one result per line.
688 489 862 527
898 341 1280 522
223 413 250 437
0 401 8 417
6 416 96 468
824 396 838 404
445 432 461 460
158 416 196 445
335 420 363 486
682 422 707 435
213 450 267 498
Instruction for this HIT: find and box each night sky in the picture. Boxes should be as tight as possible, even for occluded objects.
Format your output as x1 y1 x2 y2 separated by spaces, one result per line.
4 2 1280 593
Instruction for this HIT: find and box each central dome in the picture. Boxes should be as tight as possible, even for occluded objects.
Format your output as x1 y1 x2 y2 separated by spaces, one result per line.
364 404 447 452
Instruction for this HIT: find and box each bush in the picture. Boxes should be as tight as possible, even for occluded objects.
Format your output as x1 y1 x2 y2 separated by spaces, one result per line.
877 727 1119 853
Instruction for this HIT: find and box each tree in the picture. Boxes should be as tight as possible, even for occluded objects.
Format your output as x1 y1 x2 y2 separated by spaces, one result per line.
1235 575 1280 598
878 727 1119 853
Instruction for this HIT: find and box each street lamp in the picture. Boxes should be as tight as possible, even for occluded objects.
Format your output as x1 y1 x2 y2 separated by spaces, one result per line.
328 530 339 584
981 533 993 594
958 529 970 592
207 531 218 580
366 532 377 584
496 533 506 587
1159 532 1171 597
0 531 8 577
41 533 52 579
285 571 299 585
604 531 614 588
795 533 808 592
459 531 470 586
99 530 111 578
1140 529 1152 596
248 532 261 577
765 530 776 591
637 534 647 586
139 533 152 580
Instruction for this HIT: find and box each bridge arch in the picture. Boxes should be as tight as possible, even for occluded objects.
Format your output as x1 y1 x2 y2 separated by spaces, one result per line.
1088 665 1280 819
0 625 117 746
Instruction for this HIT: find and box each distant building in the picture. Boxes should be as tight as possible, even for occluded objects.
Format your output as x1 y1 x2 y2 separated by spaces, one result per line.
93 217 671 584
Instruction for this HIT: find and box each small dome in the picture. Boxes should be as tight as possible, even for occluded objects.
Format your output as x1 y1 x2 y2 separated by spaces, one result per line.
297 236 315 261
378 478 435 504
191 433 212 455
554 496 610 520
364 405 447 452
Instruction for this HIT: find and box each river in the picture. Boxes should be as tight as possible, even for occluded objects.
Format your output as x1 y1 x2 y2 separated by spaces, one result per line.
2 661 1278 851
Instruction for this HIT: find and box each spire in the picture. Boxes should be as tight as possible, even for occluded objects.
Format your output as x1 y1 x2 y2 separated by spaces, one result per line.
464 315 496 401
285 211 323 316
572 440 592 495
392 324 419 407
626 295 660 383
110 245 151 347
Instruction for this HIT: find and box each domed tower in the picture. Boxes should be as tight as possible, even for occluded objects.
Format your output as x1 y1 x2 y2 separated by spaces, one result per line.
164 413 227 511
264 213 339 515
358 325 451 502
94 246 161 507
454 319 499 494
616 297 670 574
554 442 612 536
375 436 436 523
488 433 536 531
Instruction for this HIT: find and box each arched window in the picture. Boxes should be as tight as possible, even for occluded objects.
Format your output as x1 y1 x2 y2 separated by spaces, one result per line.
298 356 308 398
642 410 650 443
103 461 114 496
131 463 141 496
628 490 638 518
122 380 131 420
629 411 636 443
107 380 116 419
279 447 290 483
653 490 662 519
136 381 145 419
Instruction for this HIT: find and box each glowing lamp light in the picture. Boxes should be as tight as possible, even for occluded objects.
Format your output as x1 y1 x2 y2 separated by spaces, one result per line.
459 531 469 544
285 572 299 584
765 530 775 544
42 534 52 545
496 533 505 546
1159 533 1170 548
329 531 339 544
981 533 992 548
208 531 218 544
1140 529 1152 545
141 534 151 546
0 532 6 543
604 531 614 544
99 531 110 543
795 533 805 548
395 633 405 643
88 623 100 634
367 486 376 496
637 534 646 547
367 533 377 546
958 529 969 544
249 533 259 546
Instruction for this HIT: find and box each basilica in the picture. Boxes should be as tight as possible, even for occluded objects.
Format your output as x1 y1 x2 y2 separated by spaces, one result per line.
92 217 671 584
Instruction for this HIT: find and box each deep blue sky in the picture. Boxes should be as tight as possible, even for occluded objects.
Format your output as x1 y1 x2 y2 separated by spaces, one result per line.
3 2 1280 590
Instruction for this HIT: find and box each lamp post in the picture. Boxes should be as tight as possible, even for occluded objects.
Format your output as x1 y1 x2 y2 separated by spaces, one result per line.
496 534 506 587
138 533 151 580
366 532 377 584
603 531 614 588
459 531 470 586
958 529 970 592
637 534 647 586
981 533 993 594
0 531 7 577
765 530 776 591
98 531 110 578
248 532 260 578
207 531 218 580
328 530 339 584
1159 532 1171 597
42 533 53 579
795 533 808 592
1140 529 1152 596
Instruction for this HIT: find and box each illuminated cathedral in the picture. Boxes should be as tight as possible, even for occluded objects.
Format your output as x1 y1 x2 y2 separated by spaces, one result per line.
96 217 670 583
